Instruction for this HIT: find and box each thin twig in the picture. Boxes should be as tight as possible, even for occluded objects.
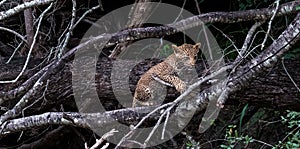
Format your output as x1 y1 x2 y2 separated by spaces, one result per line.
6 41 24 64
161 111 170 139
73 5 100 29
173 0 187 23
0 26 27 44
116 65 232 147
238 21 264 59
57 0 76 58
261 0 280 50
144 106 170 146
87 129 118 149
211 25 239 56
244 30 275 59
152 74 173 87
0 4 53 126
0 3 53 84
281 58 300 92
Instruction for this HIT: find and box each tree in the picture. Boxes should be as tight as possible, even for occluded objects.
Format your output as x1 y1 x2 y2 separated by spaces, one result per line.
0 0 299 148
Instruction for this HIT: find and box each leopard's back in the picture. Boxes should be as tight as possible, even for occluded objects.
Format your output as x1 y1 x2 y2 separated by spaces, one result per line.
133 43 200 107
133 61 175 107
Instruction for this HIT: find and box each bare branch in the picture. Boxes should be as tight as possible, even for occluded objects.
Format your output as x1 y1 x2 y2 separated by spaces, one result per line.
73 5 101 29
0 106 157 136
0 1 299 135
0 3 53 84
57 0 76 58
0 3 53 125
238 21 264 60
0 26 27 44
260 0 280 50
116 65 232 147
217 13 300 106
87 129 118 149
109 0 155 58
0 0 54 21
281 58 300 92
0 0 7 6
171 1 300 31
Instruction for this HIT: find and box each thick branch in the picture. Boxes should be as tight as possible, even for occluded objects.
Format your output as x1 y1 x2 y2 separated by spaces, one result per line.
1 106 158 136
217 13 300 105
0 0 299 133
1 0 298 98
171 1 300 30
107 1 300 48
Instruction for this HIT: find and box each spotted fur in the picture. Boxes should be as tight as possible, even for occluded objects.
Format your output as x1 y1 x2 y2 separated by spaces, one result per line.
133 43 200 107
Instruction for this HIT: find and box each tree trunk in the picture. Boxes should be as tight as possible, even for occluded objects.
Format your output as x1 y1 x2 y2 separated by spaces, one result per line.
0 57 299 111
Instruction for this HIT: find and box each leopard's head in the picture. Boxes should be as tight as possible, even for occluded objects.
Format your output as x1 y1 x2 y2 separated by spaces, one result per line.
172 43 200 66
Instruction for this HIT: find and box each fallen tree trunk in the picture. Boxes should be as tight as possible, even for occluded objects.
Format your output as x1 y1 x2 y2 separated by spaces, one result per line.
0 56 299 111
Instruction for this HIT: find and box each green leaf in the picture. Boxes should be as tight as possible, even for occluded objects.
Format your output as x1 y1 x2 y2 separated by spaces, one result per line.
220 144 229 148
239 104 248 134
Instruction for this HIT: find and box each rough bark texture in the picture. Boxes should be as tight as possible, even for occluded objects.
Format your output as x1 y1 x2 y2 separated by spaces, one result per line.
22 0 35 55
1 0 300 148
0 56 299 111
109 0 155 58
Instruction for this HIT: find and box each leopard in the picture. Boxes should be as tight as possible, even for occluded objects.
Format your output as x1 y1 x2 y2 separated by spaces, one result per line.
132 43 200 107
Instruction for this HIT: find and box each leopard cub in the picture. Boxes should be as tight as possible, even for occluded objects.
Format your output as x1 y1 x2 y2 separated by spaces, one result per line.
132 43 200 107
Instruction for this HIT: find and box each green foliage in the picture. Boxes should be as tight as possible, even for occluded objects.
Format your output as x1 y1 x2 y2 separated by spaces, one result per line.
237 0 272 10
185 134 200 149
161 44 173 56
284 131 300 149
221 111 300 149
221 125 254 149
284 48 300 59
274 110 300 149
281 110 300 128
239 104 248 134
239 0 254 10
185 140 200 149
185 141 193 148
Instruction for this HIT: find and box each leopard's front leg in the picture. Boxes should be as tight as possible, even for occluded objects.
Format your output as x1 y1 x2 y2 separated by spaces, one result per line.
160 75 187 93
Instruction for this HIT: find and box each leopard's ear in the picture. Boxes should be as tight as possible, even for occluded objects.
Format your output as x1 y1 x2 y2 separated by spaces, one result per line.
194 42 201 49
172 44 180 53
